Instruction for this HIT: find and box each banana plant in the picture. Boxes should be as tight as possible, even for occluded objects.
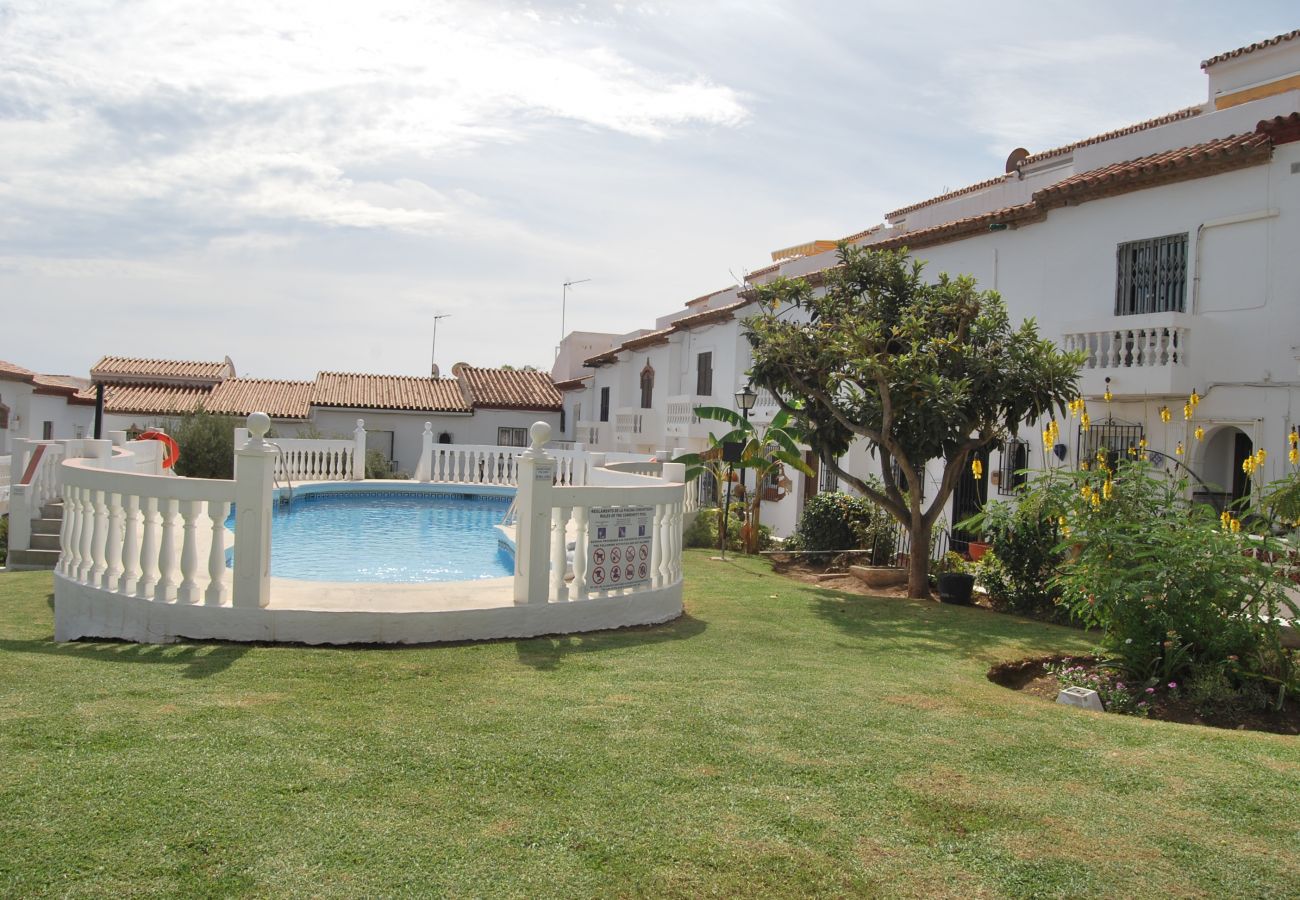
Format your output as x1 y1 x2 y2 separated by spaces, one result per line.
674 405 813 554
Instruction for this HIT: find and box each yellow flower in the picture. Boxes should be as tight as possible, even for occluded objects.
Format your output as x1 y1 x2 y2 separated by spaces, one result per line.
1080 411 1090 431
1290 428 1298 449
1103 388 1113 403
1290 448 1298 466
1243 457 1256 476
1062 525 1072 538
1102 479 1114 501
1091 491 1101 509
1256 448 1267 465
1138 437 1148 449
1189 390 1200 408
1081 484 1092 500
1175 442 1184 456
1057 516 1067 528
1230 517 1241 533
971 458 983 480
1183 402 1192 420
1081 461 1090 471
1159 406 1171 424
1042 429 1052 448
1194 425 1204 442
1221 510 1231 528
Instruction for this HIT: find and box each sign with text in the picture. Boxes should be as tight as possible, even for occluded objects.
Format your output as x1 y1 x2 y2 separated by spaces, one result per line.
587 505 654 590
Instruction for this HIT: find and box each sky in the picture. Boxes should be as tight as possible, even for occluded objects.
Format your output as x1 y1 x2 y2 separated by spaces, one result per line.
2 1 1297 381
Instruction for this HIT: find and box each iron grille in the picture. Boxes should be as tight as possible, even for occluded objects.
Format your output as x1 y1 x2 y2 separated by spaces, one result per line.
819 456 840 493
998 439 1029 495
1115 233 1188 315
1077 419 1145 468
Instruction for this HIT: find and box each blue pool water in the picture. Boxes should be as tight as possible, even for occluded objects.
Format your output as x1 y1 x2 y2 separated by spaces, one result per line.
228 491 514 583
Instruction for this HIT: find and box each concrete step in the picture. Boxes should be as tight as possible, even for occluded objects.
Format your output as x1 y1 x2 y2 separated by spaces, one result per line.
6 548 60 571
32 518 62 535
31 533 61 551
40 502 64 520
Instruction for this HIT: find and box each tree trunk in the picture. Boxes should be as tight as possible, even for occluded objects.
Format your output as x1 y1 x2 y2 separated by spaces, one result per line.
907 516 932 599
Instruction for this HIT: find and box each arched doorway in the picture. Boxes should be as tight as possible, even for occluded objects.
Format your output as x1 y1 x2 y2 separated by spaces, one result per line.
1197 425 1253 506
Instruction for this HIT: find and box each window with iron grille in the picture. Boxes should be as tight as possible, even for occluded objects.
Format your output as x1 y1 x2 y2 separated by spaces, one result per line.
1115 233 1188 315
599 387 610 422
891 459 924 499
819 457 840 493
497 427 529 448
998 439 1029 495
640 363 654 409
1077 420 1145 468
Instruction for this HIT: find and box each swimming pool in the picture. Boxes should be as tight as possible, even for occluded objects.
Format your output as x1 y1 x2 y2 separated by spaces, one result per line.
230 489 515 583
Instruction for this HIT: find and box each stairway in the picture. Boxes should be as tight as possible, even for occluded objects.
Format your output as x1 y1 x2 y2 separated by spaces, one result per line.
7 502 63 571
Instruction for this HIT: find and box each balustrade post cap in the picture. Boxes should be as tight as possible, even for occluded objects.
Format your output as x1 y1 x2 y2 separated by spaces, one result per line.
530 421 551 451
424 422 433 433
356 418 365 429
246 412 271 439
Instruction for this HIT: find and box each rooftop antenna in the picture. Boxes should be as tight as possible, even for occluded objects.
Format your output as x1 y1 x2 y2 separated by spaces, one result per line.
559 278 591 357
431 313 451 376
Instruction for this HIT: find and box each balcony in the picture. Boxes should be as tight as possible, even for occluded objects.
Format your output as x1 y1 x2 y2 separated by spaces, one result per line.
747 387 782 424
1061 312 1197 398
614 407 663 447
575 420 605 447
665 395 719 440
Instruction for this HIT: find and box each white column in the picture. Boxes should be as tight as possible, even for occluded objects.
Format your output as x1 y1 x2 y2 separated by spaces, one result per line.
415 422 433 482
233 412 276 609
352 419 366 480
513 422 556 606
8 484 31 552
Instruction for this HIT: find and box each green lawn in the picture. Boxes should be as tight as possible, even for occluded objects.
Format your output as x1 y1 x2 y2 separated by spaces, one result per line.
2 553 1297 898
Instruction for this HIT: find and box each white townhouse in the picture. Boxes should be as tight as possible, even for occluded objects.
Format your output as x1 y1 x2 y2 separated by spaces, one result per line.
553 29 1300 541
0 359 95 454
80 355 564 475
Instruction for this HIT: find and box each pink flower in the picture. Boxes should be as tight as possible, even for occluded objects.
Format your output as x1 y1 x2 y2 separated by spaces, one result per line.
1146 687 1155 694
1168 682 1177 689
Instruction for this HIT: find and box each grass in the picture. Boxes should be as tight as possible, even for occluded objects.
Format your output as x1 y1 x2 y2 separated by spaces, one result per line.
2 552 1298 898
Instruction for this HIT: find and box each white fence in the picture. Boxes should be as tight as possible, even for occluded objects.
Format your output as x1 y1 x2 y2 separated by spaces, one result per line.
52 416 686 643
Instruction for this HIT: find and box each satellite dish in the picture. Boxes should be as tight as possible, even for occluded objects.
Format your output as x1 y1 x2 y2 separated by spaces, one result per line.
1005 147 1030 173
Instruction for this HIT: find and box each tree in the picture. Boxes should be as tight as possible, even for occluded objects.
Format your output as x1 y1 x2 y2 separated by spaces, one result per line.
746 246 1082 597
167 408 239 480
675 406 813 554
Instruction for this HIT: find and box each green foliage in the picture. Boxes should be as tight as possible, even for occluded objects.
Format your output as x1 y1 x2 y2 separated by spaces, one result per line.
746 245 1083 596
0 514 7 567
682 506 769 552
790 491 895 564
1047 660 1155 717
961 499 1066 618
168 409 238 479
1038 459 1298 703
365 450 406 479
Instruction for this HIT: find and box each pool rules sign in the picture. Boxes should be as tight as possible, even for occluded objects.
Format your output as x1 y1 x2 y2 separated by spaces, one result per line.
587 506 654 590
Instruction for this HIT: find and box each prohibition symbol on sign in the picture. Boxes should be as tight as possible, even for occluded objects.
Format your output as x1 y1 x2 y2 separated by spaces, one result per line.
638 563 648 578
625 563 635 580
639 544 649 561
611 546 622 564
592 566 606 585
611 566 622 582
594 547 605 565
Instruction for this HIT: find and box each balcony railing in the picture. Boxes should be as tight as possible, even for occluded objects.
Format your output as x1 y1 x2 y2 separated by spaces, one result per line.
614 407 662 446
1061 312 1194 398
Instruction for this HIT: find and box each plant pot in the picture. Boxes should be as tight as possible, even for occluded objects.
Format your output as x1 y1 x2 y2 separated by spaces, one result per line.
967 541 990 562
937 572 975 605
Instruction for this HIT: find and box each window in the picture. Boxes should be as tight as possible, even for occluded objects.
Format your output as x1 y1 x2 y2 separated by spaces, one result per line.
559 408 566 434
599 387 610 422
1115 233 1188 315
891 459 924 499
74 425 86 439
998 439 1029 495
42 421 53 440
696 351 713 396
1077 420 1144 469
497 427 529 447
819 456 840 493
640 364 654 409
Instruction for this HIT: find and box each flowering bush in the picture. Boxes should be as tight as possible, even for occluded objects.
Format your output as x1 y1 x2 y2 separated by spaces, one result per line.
1033 456 1298 704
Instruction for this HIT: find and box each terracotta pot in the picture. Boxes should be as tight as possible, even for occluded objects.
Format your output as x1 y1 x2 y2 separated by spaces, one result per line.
967 541 990 562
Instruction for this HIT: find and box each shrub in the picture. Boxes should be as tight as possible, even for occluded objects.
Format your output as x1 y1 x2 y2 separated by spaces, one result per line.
683 506 769 552
168 409 238 479
0 514 7 567
962 499 1067 618
791 490 895 564
1040 457 1298 704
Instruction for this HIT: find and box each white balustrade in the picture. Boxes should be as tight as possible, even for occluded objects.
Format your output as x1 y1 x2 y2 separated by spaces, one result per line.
1063 325 1190 371
273 439 356 482
58 451 237 607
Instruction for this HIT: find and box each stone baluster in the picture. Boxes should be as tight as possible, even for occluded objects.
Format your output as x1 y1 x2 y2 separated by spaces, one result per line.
177 499 202 604
121 494 142 595
138 497 160 599
206 500 230 605
77 487 96 582
60 485 82 577
571 506 589 600
91 488 111 587
550 505 571 602
155 498 178 602
651 503 666 589
103 492 125 592
513 423 556 606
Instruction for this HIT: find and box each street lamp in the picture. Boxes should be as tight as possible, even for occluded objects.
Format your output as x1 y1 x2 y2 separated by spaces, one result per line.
733 383 758 550
431 313 451 376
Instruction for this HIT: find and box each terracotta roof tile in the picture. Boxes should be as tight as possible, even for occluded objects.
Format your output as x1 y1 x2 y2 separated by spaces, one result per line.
451 365 563 411
75 383 213 416
205 379 314 419
1021 106 1203 166
312 372 472 413
91 355 233 384
583 349 620 368
1258 111 1300 144
620 328 673 351
684 287 732 307
1202 29 1300 69
0 359 38 383
1031 131 1272 206
553 376 592 392
584 298 757 368
32 374 90 392
886 173 1014 220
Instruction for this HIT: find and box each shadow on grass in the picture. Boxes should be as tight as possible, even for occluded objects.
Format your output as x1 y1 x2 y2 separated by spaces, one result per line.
515 611 708 671
0 634 248 679
806 583 1074 660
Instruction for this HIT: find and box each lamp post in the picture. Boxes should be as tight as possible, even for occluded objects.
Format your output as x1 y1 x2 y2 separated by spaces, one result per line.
431 313 451 376
733 383 758 551
559 278 591 357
